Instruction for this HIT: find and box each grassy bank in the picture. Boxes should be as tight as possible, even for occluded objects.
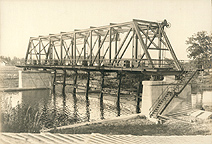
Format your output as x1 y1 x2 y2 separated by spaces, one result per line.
51 116 212 136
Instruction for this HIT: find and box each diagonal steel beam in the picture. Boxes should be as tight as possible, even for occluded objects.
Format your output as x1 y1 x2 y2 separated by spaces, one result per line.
133 22 154 68
62 41 71 60
112 28 132 65
101 34 116 63
92 30 109 64
45 40 51 64
31 42 39 61
25 40 31 63
161 29 182 70
118 32 135 63
139 28 159 61
140 26 159 48
53 44 60 60
41 42 48 54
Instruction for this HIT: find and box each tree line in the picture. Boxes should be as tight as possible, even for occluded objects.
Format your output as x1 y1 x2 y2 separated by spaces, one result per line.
0 56 25 66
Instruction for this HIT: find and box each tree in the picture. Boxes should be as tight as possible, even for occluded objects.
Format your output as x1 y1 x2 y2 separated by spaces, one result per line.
186 31 212 69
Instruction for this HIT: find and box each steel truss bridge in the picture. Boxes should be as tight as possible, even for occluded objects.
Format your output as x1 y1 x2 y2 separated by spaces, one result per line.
17 19 197 121
23 19 183 76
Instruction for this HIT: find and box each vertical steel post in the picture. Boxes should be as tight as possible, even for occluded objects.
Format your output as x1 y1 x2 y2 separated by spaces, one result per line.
117 72 122 116
109 28 112 64
49 40 53 65
74 33 77 65
62 69 66 113
132 31 134 63
73 70 78 121
135 34 138 62
100 71 104 119
30 42 32 64
136 77 143 113
71 40 73 65
115 33 118 55
90 31 92 65
115 33 118 65
85 71 90 121
84 37 86 60
158 27 161 68
98 35 101 65
60 37 63 65
39 38 41 64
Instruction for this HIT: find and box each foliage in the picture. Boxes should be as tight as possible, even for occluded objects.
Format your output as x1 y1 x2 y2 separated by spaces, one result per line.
186 31 212 69
0 56 25 66
1 102 83 133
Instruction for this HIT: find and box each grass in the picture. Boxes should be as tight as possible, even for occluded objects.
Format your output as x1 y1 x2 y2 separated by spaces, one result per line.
1 103 84 133
51 117 212 136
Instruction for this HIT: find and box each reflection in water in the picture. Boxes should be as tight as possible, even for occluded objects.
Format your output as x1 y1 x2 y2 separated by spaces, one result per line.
1 86 137 132
22 90 51 109
72 72 78 122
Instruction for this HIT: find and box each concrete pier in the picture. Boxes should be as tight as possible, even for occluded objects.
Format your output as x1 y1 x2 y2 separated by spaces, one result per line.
141 80 191 117
18 70 52 89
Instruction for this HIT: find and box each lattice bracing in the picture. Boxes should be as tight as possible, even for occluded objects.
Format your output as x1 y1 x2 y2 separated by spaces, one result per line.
25 19 182 71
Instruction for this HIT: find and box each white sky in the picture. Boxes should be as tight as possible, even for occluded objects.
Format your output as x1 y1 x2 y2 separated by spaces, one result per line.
0 0 211 60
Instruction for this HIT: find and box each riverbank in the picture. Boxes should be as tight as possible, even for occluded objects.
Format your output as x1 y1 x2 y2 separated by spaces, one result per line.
50 114 212 136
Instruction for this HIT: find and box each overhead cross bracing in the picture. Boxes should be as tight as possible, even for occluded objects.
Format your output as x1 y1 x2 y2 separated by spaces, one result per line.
23 19 183 75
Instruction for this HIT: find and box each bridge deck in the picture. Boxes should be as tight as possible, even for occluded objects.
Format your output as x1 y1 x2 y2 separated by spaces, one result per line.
16 64 183 75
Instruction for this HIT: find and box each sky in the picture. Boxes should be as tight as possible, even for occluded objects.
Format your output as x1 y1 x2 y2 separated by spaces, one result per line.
0 0 211 60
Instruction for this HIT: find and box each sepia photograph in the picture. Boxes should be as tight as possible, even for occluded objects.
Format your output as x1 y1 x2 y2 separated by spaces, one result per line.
0 0 211 143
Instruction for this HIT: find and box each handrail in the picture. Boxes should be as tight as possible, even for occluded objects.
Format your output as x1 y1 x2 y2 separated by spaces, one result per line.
149 87 170 116
24 58 180 70
149 69 198 117
149 70 185 113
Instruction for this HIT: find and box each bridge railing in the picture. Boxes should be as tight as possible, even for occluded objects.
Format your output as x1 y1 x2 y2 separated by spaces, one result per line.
25 58 177 70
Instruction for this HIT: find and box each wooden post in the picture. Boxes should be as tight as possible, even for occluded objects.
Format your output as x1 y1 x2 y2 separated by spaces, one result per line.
53 70 57 131
53 69 57 106
62 69 66 113
117 72 122 116
100 71 104 119
136 76 143 113
85 71 90 121
73 70 78 121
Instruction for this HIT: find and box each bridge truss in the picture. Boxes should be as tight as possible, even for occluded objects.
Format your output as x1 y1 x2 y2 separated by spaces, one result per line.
18 20 197 120
25 19 182 73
